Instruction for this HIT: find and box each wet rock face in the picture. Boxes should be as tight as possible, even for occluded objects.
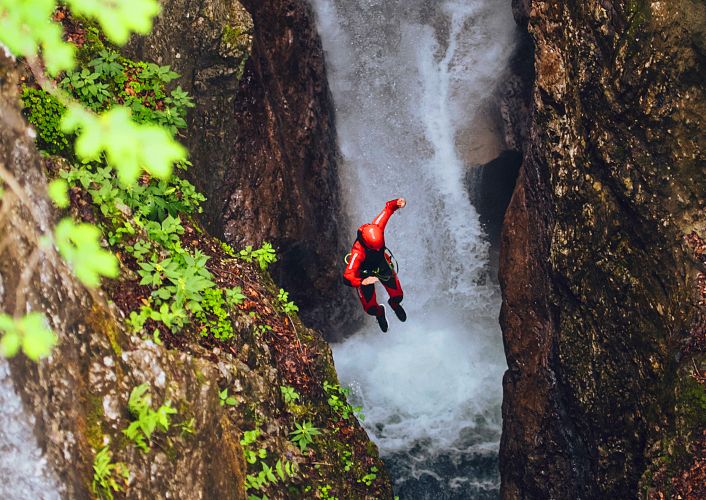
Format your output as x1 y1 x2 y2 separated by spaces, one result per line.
0 54 247 499
126 0 253 234
500 0 706 498
468 150 522 251
226 0 354 335
127 0 353 335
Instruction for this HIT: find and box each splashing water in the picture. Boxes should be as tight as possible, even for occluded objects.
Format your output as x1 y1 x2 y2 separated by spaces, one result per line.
309 0 516 497
0 360 62 499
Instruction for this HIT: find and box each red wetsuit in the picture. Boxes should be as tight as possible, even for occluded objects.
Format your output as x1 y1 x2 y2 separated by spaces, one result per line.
343 199 404 316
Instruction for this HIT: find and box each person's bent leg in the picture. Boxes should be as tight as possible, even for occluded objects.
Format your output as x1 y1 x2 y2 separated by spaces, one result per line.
358 284 388 332
358 284 383 316
381 272 404 306
382 272 406 321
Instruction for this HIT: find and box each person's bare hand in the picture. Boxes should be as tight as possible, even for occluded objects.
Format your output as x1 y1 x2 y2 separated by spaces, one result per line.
397 198 406 208
361 276 378 285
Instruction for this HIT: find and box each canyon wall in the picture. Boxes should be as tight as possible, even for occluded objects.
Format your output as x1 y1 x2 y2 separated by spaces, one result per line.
1 52 248 499
127 0 355 335
500 0 706 498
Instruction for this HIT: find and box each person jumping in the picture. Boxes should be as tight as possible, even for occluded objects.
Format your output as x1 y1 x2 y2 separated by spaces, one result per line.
343 198 407 332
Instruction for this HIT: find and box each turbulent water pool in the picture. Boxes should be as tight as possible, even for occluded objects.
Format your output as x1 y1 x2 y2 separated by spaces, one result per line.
309 0 516 497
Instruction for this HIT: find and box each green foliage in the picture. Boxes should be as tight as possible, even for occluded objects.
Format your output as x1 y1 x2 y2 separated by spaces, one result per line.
240 427 298 497
0 313 57 360
341 448 353 472
219 387 237 407
64 0 160 46
289 421 321 453
0 0 75 75
177 417 195 437
277 288 299 314
240 428 266 464
1 0 185 364
20 86 70 155
123 383 177 453
61 68 110 109
220 241 237 257
358 466 379 487
279 385 300 405
195 288 235 340
255 323 272 338
127 303 188 334
245 459 297 494
0 0 161 75
92 446 129 500
89 50 123 79
63 165 204 223
144 215 185 248
318 484 338 500
61 105 186 186
239 242 277 270
55 217 119 287
48 178 70 208
245 461 278 492
59 49 195 135
225 287 246 308
137 250 215 311
274 458 297 482
323 381 364 421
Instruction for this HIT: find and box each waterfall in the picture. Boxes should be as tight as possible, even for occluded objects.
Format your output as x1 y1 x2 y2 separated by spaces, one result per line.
310 0 516 497
0 360 61 499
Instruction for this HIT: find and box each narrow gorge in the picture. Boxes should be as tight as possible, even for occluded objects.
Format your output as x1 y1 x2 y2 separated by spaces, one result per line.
0 0 704 499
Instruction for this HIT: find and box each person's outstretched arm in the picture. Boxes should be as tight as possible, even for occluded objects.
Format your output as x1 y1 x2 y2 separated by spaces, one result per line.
371 198 406 230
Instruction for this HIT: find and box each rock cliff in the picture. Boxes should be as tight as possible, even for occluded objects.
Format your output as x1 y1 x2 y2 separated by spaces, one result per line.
0 9 390 499
500 0 706 498
126 0 354 334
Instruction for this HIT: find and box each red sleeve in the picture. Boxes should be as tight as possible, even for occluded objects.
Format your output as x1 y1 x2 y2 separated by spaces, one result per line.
343 246 365 287
370 199 400 230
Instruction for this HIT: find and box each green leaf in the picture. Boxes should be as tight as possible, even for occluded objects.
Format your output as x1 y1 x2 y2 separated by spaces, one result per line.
48 178 70 208
61 105 187 186
20 313 57 360
54 218 119 287
0 331 21 358
0 312 57 360
0 0 77 75
128 383 151 415
262 463 276 483
275 459 285 481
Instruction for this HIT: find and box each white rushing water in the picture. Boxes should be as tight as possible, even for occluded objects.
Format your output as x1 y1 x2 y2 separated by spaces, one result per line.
310 0 516 497
0 360 62 499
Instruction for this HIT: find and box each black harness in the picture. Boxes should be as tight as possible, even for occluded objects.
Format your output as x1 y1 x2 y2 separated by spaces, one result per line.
347 234 398 282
